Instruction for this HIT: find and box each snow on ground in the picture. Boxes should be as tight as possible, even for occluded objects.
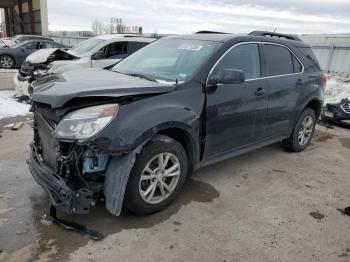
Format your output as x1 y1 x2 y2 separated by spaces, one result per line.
325 75 350 104
0 91 30 119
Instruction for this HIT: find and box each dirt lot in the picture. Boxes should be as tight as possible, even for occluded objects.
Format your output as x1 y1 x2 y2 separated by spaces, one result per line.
0 120 349 262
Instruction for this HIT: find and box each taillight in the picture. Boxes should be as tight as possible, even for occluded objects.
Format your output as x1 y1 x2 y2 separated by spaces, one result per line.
322 73 328 88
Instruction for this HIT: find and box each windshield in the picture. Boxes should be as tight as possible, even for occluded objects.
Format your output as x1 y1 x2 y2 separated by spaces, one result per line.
112 38 221 82
68 38 105 56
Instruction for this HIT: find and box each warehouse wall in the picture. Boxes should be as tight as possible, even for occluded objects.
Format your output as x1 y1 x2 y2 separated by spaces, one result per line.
300 34 350 73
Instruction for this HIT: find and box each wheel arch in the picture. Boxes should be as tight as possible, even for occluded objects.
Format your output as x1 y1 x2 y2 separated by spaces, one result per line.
157 127 199 174
304 98 323 118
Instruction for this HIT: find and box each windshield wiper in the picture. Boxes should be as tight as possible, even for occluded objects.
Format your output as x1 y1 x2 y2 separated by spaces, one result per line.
125 72 157 82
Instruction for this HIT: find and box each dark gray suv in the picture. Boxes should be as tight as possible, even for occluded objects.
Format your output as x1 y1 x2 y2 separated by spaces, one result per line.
29 31 325 216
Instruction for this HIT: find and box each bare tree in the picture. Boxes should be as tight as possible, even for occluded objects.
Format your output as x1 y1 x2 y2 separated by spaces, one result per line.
91 20 104 36
104 23 115 34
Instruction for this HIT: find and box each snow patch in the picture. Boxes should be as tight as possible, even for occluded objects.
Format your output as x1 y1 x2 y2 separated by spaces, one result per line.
0 91 30 119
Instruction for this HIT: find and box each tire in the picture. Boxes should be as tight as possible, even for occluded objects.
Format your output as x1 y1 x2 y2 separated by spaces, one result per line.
0 55 15 69
283 108 316 152
124 135 188 215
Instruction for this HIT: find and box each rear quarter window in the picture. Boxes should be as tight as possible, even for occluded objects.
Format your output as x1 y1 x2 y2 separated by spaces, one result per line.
297 47 321 72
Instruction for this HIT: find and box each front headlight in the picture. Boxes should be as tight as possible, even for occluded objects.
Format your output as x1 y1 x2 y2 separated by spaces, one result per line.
55 104 119 140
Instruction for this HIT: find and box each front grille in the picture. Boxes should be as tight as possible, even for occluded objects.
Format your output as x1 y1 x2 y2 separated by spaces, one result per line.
35 113 57 170
340 103 350 114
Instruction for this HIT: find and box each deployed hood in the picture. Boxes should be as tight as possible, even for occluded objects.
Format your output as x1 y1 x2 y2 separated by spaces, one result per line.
26 48 78 64
32 68 175 108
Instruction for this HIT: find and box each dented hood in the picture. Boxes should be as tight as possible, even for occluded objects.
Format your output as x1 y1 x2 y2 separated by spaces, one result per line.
26 48 77 64
32 68 175 108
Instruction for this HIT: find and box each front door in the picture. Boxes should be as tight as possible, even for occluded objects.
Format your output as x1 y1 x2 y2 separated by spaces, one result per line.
204 43 268 158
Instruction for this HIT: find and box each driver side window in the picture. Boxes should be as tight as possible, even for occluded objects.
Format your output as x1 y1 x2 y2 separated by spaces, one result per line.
25 42 39 49
214 43 261 80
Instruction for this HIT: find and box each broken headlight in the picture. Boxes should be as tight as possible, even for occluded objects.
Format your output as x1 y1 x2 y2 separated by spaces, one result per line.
55 104 119 140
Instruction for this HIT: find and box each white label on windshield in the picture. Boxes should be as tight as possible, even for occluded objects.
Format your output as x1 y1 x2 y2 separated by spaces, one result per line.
178 44 203 51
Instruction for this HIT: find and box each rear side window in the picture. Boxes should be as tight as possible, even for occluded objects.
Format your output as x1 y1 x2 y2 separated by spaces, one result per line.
264 44 301 76
292 55 302 73
214 43 261 80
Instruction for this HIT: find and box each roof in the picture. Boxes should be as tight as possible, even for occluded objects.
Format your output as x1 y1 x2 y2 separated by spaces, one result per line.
166 33 310 47
95 34 155 42
21 39 57 44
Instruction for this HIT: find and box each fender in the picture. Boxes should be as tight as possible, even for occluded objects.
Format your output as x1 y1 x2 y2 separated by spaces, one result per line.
91 86 205 155
290 74 324 132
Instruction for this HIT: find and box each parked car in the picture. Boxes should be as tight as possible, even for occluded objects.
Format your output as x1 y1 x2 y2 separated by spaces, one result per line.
28 31 325 217
0 39 66 69
0 34 53 47
14 34 156 98
322 99 350 125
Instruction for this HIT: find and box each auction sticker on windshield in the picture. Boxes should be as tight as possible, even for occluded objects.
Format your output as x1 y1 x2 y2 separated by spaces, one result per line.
178 43 203 51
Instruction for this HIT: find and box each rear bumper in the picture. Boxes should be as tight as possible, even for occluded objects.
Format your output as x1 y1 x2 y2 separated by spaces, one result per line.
28 144 93 214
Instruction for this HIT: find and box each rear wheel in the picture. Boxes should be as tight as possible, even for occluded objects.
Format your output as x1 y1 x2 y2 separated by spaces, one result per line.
283 108 316 152
0 55 14 69
124 135 188 215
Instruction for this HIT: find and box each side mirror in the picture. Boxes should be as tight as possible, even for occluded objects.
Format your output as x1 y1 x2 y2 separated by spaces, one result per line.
207 69 245 86
91 50 105 60
20 47 25 52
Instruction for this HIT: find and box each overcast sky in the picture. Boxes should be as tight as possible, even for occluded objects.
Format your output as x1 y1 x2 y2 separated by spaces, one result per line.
48 0 350 34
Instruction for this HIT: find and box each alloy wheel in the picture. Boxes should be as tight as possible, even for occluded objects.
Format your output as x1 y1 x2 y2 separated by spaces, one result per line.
0 56 13 68
297 115 314 146
139 152 181 204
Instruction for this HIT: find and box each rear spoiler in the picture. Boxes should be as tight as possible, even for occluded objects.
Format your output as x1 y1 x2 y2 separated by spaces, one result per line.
248 31 302 42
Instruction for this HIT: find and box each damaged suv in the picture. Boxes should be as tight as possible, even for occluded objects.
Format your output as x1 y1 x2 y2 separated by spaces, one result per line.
29 31 324 216
15 34 156 98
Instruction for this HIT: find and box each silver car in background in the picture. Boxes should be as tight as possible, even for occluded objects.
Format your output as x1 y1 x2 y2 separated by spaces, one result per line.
15 34 156 98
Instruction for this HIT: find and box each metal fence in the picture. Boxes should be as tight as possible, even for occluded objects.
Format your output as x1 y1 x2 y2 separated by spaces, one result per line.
48 35 90 46
301 35 350 73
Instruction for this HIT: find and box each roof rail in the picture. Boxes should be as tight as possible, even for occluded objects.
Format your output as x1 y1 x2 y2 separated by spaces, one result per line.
195 30 228 34
248 31 302 42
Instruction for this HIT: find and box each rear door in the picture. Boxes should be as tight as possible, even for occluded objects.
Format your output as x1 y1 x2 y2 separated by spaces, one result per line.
262 43 304 137
204 43 269 158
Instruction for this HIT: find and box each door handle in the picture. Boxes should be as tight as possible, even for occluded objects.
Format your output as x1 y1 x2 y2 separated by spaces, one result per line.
254 87 266 96
296 78 303 87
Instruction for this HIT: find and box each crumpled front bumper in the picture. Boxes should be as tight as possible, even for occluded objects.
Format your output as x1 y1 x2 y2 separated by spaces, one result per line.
28 144 93 214
14 72 30 98
322 102 350 121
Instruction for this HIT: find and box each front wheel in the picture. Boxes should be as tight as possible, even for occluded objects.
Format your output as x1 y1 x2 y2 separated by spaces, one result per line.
124 135 188 215
283 108 316 152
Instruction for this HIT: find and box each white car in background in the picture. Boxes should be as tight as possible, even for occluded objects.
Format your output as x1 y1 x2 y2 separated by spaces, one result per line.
14 34 156 98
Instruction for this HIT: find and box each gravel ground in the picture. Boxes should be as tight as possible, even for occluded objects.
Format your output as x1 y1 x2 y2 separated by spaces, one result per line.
0 122 349 262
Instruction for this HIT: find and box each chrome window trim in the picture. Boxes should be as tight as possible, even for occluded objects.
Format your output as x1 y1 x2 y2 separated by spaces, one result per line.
206 41 305 85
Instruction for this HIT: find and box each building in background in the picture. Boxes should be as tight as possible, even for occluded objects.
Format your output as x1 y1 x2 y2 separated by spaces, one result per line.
0 0 48 36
